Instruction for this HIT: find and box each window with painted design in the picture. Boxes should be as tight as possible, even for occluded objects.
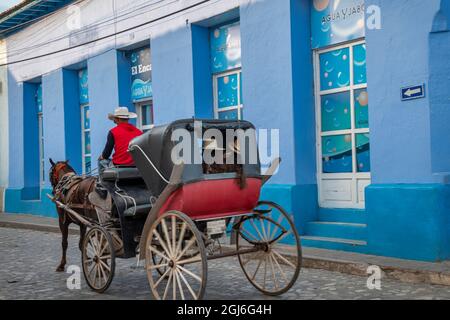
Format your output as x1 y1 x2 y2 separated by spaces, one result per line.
315 41 370 208
79 69 91 174
210 21 243 120
127 46 154 132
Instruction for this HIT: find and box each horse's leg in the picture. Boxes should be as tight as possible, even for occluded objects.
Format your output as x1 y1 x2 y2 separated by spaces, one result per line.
79 224 86 251
56 210 69 272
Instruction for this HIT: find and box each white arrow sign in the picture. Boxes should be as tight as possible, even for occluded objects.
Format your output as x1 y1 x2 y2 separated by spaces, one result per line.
401 84 426 101
404 88 421 97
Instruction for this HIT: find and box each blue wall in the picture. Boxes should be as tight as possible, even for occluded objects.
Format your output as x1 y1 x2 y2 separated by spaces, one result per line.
365 0 441 184
4 0 450 262
429 1 450 176
363 0 450 261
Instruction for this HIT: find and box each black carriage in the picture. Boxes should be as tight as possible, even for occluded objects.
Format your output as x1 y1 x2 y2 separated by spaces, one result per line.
52 119 302 300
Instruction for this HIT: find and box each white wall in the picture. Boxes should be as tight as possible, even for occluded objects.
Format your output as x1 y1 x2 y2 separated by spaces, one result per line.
6 0 242 82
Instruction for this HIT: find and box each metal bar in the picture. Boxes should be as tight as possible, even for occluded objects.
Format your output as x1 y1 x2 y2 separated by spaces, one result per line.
46 194 95 228
206 246 261 261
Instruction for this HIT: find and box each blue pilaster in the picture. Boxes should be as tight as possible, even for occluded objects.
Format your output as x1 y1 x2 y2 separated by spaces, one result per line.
152 27 195 124
88 50 120 164
42 69 67 188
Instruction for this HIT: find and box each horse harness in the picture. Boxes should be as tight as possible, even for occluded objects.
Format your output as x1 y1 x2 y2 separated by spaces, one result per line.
54 172 97 217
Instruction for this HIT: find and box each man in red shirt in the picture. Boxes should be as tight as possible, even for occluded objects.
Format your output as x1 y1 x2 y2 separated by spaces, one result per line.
99 107 143 167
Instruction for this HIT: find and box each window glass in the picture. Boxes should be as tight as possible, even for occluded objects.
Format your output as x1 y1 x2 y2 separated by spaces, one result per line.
321 91 351 132
83 105 90 130
319 47 350 91
218 74 239 109
79 69 89 104
356 133 370 173
353 44 367 85
141 105 153 126
322 134 353 173
210 22 241 74
354 89 369 129
84 131 91 155
218 109 239 120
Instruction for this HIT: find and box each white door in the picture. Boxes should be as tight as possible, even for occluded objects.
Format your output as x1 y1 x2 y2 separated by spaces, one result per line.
314 39 371 209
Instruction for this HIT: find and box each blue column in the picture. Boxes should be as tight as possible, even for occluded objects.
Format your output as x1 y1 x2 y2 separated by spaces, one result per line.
240 0 318 231
151 26 196 124
88 50 121 164
7 74 24 189
62 69 82 174
42 70 67 188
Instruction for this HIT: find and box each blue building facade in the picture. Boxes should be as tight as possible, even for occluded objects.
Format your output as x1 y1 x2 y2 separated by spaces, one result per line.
1 0 449 262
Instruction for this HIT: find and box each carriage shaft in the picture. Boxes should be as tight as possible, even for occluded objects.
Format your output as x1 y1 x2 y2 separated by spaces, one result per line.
206 246 261 261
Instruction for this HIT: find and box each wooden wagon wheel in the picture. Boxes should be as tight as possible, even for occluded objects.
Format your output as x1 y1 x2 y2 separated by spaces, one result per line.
82 226 116 293
236 201 302 296
145 211 207 300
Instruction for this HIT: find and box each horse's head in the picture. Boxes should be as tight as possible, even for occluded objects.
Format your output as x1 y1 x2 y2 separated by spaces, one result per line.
49 158 76 188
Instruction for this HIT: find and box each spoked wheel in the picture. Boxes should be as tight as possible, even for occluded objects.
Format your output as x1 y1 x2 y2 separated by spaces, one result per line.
145 211 207 300
236 201 302 296
82 226 116 293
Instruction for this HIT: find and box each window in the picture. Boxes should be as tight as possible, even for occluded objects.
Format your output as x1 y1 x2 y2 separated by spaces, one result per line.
81 104 91 174
213 70 243 120
79 69 90 174
210 22 242 120
137 102 154 132
315 40 370 208
37 84 44 185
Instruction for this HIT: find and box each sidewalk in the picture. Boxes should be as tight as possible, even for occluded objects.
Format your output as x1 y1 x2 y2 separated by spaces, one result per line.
1 212 449 287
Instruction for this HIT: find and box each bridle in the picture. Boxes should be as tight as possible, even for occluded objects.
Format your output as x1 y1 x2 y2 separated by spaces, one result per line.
50 162 73 188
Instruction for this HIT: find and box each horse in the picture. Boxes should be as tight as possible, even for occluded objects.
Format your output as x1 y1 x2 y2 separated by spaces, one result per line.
48 159 97 272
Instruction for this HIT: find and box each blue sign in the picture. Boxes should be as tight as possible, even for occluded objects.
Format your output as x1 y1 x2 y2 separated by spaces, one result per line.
210 22 241 74
401 84 426 101
311 0 366 49
78 68 89 104
129 47 152 101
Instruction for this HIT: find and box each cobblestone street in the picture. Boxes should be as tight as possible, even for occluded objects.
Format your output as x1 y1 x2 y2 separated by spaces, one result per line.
0 227 449 300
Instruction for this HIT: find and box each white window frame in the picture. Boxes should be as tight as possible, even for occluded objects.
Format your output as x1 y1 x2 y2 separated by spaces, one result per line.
313 39 370 209
38 111 45 185
136 100 154 132
213 68 243 120
81 103 91 175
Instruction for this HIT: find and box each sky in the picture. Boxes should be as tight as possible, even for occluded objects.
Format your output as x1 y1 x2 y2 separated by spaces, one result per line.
0 0 23 14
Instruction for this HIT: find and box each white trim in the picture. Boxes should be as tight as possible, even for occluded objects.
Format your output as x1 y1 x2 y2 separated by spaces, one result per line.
314 40 371 209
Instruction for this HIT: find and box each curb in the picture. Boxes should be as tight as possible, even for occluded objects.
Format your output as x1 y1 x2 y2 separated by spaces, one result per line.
224 244 450 287
302 255 450 287
0 221 79 236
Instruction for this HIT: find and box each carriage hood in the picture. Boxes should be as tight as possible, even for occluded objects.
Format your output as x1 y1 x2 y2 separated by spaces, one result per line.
128 119 262 196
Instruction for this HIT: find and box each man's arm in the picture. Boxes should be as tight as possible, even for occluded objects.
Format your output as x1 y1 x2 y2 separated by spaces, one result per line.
100 131 114 160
